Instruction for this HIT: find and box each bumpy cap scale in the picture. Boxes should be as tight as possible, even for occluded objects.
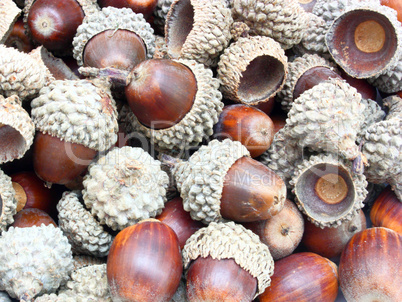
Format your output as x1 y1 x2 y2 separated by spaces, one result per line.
383 95 402 121
127 59 223 153
165 0 233 67
34 292 94 302
72 255 106 272
83 146 169 231
217 35 287 105
73 6 155 66
0 0 21 43
296 13 329 58
0 95 35 164
231 0 309 49
31 79 118 152
57 191 113 257
0 169 17 234
285 78 364 161
174 139 249 224
368 56 402 94
0 45 48 101
182 221 274 298
0 225 73 301
153 0 174 31
357 98 385 143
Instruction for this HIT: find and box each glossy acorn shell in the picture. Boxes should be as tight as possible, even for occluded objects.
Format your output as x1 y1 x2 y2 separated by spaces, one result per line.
98 0 158 19
11 208 57 228
107 220 183 302
4 17 34 53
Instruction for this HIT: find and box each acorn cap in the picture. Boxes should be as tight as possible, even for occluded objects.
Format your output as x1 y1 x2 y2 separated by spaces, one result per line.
72 255 106 272
0 169 17 234
34 292 94 302
217 36 288 105
368 55 402 94
357 98 385 143
165 0 233 67
73 6 155 67
297 14 330 58
31 79 118 152
0 0 21 44
0 95 35 164
82 146 169 231
0 45 48 101
174 139 250 224
57 191 113 257
153 35 169 59
363 118 402 201
290 153 368 228
383 95 402 120
312 0 353 25
285 78 364 160
231 0 309 49
127 59 223 154
153 0 174 32
182 221 274 298
276 53 337 111
0 225 73 300
326 2 402 78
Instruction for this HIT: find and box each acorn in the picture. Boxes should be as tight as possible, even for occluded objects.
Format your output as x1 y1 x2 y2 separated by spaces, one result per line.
340 69 378 100
243 199 305 260
339 227 402 301
302 209 366 258
296 13 329 58
98 0 158 19
73 6 155 71
72 254 106 272
0 0 21 44
165 0 233 67
0 169 18 234
107 220 183 302
30 79 119 185
4 17 34 53
23 0 99 52
155 196 204 249
173 139 286 224
182 221 274 300
383 94 402 120
370 186 402 235
11 208 57 228
259 252 339 302
153 0 174 32
213 104 275 158
357 98 386 143
290 153 368 228
368 57 402 94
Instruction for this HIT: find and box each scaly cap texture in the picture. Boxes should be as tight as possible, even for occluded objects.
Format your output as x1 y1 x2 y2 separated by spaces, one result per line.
83 147 169 231
153 0 174 31
34 292 96 302
0 225 73 300
357 98 385 143
0 169 16 234
383 95 402 120
0 0 21 43
297 13 330 58
128 59 223 154
0 95 35 164
31 79 118 152
57 191 113 257
368 56 402 94
182 221 274 298
72 255 106 272
73 6 155 66
174 139 250 224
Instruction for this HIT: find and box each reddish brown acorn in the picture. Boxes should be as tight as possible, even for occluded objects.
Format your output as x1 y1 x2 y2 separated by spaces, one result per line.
11 208 57 228
4 17 34 53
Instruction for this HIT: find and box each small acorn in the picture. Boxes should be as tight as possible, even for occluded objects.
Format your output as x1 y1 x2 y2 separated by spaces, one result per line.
11 208 57 228
98 0 158 19
4 17 34 53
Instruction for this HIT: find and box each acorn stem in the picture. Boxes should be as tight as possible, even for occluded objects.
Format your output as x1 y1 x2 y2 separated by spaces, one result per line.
78 67 130 87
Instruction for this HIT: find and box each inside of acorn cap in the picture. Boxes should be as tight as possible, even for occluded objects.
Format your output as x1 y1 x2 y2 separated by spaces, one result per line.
238 55 285 104
295 163 355 224
166 0 194 58
327 10 398 78
0 124 26 163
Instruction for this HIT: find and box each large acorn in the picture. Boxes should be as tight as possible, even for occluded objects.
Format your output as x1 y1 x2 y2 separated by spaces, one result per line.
0 169 17 234
0 0 21 44
173 139 286 224
30 79 119 185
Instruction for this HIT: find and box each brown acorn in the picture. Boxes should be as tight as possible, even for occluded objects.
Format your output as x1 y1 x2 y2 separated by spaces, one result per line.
4 17 34 53
370 186 402 235
259 252 339 302
339 227 402 301
107 219 183 302
98 0 158 19
11 208 57 228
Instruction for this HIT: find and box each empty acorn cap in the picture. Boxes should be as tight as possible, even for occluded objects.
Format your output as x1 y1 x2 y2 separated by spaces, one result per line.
73 6 155 66
326 2 402 78
0 0 21 44
31 79 118 152
127 59 223 154
290 153 368 228
182 221 274 298
174 139 250 224
165 0 233 67
217 36 288 106
0 169 17 234
0 95 35 164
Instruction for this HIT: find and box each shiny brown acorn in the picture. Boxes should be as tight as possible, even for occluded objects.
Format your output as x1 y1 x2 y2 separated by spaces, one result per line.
4 17 34 53
11 208 57 228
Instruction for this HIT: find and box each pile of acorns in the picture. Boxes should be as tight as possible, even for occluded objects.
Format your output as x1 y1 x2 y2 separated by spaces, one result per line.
0 0 401 301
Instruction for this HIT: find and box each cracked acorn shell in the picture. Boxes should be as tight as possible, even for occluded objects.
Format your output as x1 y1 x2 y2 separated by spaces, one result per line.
0 225 73 301
217 36 288 105
285 78 364 161
276 53 339 112
0 95 35 164
0 0 21 44
57 191 113 257
182 221 274 298
82 146 169 231
0 45 48 101
231 0 309 50
290 153 368 228
73 6 155 68
127 59 223 154
0 169 17 234
165 0 233 67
